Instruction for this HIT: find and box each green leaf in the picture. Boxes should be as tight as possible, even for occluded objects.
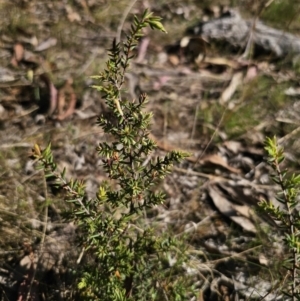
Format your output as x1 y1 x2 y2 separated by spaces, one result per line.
147 20 167 33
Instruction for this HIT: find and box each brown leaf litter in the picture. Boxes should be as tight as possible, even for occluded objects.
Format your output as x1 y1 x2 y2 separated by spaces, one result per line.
0 2 299 300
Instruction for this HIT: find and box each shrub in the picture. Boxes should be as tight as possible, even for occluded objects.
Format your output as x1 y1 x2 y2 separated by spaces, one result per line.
32 9 194 301
259 136 300 300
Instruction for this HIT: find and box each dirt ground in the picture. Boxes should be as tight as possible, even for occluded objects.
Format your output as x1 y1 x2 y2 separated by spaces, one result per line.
1 0 300 300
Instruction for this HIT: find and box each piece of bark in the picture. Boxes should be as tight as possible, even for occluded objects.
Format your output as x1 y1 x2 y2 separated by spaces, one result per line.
39 74 58 115
187 10 300 57
56 78 76 120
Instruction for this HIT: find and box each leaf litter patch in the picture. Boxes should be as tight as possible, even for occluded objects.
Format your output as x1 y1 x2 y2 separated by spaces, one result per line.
1 1 300 300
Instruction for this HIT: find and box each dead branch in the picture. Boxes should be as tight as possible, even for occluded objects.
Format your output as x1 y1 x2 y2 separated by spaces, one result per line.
188 10 300 57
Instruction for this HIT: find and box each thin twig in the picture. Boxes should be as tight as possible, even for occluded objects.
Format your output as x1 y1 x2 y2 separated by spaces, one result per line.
193 105 228 165
116 0 138 44
26 169 48 301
